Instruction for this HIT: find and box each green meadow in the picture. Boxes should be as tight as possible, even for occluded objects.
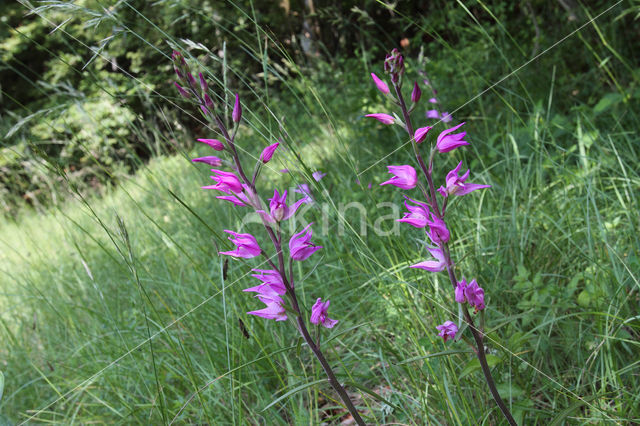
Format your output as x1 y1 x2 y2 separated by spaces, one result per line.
1 1 639 424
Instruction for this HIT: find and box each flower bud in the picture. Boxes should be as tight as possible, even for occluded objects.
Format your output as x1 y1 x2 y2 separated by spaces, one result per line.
174 82 190 98
232 93 242 123
204 93 214 109
411 82 421 103
198 72 208 92
260 142 279 163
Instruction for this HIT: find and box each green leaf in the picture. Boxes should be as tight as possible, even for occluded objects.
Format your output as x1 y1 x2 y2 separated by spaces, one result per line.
548 396 598 426
0 370 4 402
496 383 524 399
459 355 502 379
262 379 326 412
396 349 473 365
593 93 623 115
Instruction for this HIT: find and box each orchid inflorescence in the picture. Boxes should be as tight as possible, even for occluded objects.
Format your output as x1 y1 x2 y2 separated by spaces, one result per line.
171 50 365 424
366 48 517 425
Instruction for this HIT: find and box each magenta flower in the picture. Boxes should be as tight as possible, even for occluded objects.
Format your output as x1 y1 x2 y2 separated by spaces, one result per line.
203 170 243 193
289 224 322 261
232 93 242 122
212 183 259 208
437 161 491 197
411 82 422 103
429 97 438 104
259 190 309 223
436 321 458 342
197 138 225 151
174 82 190 98
414 126 432 144
312 171 326 182
441 112 452 123
455 278 468 303
192 156 222 167
260 142 279 163
248 294 287 321
436 122 469 153
426 109 440 119
380 165 417 190
219 230 261 258
243 269 286 296
410 246 446 272
370 73 390 94
397 196 430 228
365 113 395 125
464 279 485 311
426 213 450 244
310 298 339 328
294 183 312 198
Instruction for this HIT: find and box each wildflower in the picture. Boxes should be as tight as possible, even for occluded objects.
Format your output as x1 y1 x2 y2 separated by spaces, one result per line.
426 109 440 119
455 278 468 303
260 142 279 164
437 161 491 197
243 269 286 296
294 183 312 198
411 82 422 103
203 170 243 193
289 224 322 261
370 73 390 94
397 196 430 228
259 190 309 223
436 321 458 342
414 126 432 144
174 82 190 98
192 156 222 166
219 230 261 258
429 97 438 104
365 113 395 125
310 298 339 328
441 112 452 123
197 138 225 151
464 279 485 311
312 171 326 182
380 165 417 190
436 122 469 153
232 93 242 122
426 213 450 244
410 246 446 272
248 294 287 321
215 184 259 208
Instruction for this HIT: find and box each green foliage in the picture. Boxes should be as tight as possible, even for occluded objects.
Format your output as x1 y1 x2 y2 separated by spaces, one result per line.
1 0 640 424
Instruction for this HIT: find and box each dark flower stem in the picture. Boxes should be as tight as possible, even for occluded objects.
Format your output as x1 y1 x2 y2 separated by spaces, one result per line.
394 83 517 426
214 114 366 426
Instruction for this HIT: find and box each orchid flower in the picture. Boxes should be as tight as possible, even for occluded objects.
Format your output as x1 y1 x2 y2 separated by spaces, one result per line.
219 230 261 258
436 321 458 342
436 122 470 153
310 298 338 328
437 161 491 197
380 165 417 190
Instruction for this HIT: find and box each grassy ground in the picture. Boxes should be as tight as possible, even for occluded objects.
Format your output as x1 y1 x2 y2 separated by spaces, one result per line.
2 1 640 424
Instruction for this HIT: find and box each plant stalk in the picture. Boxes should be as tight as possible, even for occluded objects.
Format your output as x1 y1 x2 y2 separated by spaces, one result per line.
394 81 517 425
216 116 365 425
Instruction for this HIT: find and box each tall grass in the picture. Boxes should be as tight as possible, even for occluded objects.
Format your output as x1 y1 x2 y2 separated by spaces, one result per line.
1 1 639 423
